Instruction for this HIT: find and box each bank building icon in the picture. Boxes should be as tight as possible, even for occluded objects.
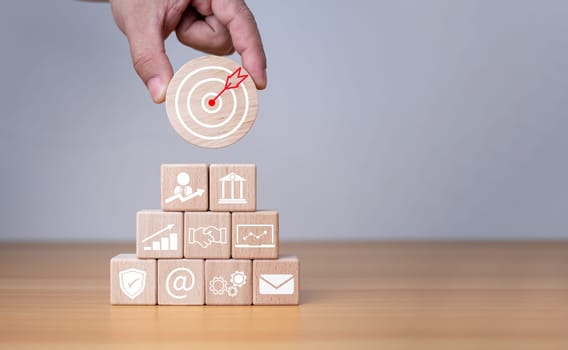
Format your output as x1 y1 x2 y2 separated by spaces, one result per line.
218 172 247 204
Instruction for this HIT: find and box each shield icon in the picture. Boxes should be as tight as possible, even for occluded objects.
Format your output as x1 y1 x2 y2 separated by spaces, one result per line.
119 268 146 299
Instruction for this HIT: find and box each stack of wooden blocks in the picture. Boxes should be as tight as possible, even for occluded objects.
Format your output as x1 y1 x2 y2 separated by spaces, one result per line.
110 164 299 305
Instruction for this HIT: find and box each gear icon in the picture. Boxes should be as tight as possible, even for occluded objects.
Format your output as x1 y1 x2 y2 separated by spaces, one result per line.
209 277 227 295
230 271 247 287
227 286 238 297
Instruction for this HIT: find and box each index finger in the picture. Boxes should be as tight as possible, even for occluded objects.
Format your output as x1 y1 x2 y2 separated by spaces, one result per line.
212 0 267 89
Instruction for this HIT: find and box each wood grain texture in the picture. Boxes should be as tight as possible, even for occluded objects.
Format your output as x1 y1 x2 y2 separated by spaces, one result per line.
165 56 258 149
136 210 184 259
158 259 204 305
184 212 231 259
205 259 252 305
161 164 209 212
110 254 156 305
232 211 279 259
209 164 256 212
253 256 299 305
1 241 568 349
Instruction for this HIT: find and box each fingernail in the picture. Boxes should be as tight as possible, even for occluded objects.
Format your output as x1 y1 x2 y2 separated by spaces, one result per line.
262 70 267 88
148 77 166 103
257 70 267 89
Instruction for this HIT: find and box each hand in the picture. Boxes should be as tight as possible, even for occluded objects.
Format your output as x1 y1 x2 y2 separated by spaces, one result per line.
109 0 267 103
190 227 214 248
205 226 227 244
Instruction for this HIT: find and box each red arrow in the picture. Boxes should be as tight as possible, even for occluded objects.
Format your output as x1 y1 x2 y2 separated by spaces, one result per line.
208 67 249 107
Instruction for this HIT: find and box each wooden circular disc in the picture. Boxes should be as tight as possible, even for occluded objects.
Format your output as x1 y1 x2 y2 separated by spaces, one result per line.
165 56 259 148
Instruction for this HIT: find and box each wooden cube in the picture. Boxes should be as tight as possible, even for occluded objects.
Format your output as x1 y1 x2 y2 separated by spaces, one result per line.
110 254 156 305
157 259 205 305
161 164 208 211
205 259 252 305
136 210 184 259
232 211 279 259
209 164 256 212
253 256 300 305
184 212 231 259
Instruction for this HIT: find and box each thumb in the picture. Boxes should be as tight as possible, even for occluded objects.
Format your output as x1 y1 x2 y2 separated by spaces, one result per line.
127 29 173 104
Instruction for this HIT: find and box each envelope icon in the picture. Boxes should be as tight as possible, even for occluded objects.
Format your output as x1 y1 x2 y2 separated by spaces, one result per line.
259 274 294 295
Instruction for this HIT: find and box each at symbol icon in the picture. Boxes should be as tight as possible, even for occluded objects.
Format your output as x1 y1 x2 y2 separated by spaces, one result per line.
166 267 195 299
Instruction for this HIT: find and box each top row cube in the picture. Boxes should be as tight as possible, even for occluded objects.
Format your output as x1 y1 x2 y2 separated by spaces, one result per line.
161 164 256 212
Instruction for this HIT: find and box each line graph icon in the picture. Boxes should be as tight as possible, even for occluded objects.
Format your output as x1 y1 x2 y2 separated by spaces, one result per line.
235 224 275 248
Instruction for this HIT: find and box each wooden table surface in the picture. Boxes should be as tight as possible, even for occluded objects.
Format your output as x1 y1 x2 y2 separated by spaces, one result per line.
1 241 567 349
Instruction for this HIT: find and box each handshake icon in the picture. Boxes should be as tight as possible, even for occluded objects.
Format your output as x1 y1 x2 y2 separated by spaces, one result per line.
188 226 228 248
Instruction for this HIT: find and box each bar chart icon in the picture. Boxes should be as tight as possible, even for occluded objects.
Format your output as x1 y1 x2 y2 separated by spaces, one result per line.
142 224 179 251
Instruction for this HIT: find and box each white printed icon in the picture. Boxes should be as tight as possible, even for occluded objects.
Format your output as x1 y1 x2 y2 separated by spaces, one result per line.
218 172 247 204
235 224 275 248
259 274 294 295
166 267 195 299
209 270 247 298
165 172 205 204
119 268 146 299
142 223 179 251
188 226 228 248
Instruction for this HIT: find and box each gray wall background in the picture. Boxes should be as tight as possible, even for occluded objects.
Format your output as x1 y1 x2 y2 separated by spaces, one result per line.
0 1 567 241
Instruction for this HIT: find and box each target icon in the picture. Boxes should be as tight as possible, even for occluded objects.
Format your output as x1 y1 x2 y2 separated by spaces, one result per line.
166 56 259 148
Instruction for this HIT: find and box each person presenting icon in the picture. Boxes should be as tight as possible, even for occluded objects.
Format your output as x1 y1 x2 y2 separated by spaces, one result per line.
165 171 205 204
174 172 193 196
